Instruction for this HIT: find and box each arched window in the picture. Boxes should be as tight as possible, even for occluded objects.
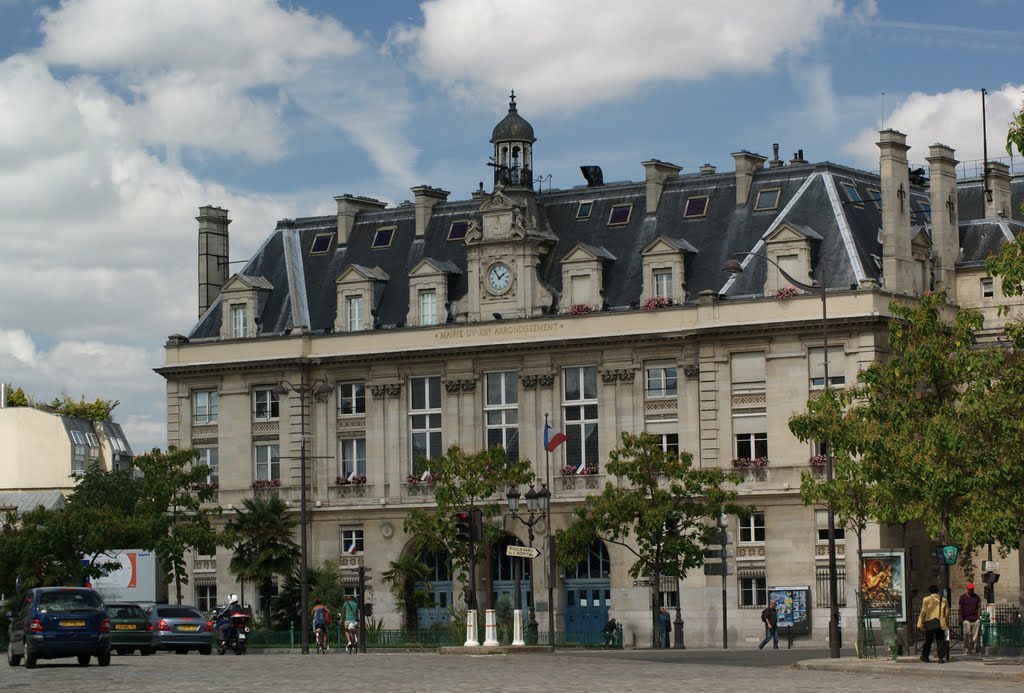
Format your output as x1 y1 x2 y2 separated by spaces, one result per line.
565 540 610 580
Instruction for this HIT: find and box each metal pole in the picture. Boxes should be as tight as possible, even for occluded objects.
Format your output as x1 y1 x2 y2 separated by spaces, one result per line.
548 534 556 648
299 382 310 655
526 524 538 640
720 511 728 649
821 275 842 659
357 565 367 654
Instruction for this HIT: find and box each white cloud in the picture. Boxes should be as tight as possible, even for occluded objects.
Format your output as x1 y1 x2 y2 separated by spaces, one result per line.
842 84 1024 167
392 0 844 113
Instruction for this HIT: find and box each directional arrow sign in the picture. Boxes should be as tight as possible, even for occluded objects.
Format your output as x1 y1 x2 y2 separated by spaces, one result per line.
505 545 540 559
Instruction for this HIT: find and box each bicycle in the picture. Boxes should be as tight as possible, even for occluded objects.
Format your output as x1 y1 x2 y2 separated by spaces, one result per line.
314 625 329 654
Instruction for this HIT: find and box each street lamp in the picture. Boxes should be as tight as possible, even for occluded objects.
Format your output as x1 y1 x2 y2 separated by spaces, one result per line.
273 377 333 655
506 482 549 642
722 253 842 659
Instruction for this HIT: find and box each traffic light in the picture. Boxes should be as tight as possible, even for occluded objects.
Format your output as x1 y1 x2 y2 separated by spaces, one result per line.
455 511 472 542
470 508 484 542
982 571 999 603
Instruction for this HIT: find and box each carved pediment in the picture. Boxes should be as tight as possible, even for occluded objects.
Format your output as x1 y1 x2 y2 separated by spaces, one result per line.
910 225 931 252
336 264 389 286
562 243 616 265
221 274 273 293
764 222 822 244
409 257 462 278
641 236 697 257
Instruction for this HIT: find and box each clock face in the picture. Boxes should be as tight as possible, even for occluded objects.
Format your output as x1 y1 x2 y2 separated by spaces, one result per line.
487 263 512 293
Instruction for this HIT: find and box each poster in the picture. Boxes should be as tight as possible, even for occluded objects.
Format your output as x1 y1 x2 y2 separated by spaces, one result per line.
860 550 907 621
768 586 810 633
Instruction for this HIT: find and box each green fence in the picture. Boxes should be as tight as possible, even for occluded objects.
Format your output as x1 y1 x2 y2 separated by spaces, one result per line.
982 621 1024 650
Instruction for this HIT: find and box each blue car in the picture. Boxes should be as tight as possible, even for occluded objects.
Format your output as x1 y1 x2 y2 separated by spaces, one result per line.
6 587 111 668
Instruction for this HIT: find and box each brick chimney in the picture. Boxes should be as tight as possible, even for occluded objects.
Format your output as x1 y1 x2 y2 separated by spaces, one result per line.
334 194 387 246
877 130 914 294
986 161 1012 218
731 151 768 205
197 206 230 319
925 143 959 300
642 159 682 215
411 185 451 238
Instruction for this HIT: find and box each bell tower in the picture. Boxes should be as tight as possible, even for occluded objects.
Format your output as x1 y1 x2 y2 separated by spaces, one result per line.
490 91 536 190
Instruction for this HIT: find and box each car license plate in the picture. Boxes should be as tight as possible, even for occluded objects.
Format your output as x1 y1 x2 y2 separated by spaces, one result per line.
115 624 136 630
178 625 199 631
60 620 86 627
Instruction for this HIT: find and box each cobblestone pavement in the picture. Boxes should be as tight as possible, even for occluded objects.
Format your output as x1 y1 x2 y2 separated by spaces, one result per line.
4 649 1024 692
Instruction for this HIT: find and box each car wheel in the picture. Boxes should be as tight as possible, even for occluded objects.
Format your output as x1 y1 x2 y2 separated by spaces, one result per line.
116 648 129 656
78 654 90 666
97 651 111 667
25 646 37 669
7 642 22 667
198 646 212 656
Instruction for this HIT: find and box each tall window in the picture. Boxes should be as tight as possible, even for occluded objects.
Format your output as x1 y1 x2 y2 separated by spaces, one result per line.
195 583 217 614
341 528 364 555
253 388 279 421
72 445 87 476
347 296 363 332
192 390 219 424
655 433 679 455
808 347 846 389
420 289 438 326
739 569 767 608
739 511 766 543
645 365 677 398
338 382 366 415
816 567 848 608
653 269 673 300
730 352 765 393
815 509 845 542
981 277 994 299
563 366 599 473
196 447 219 485
254 443 280 481
410 376 442 471
231 305 247 338
735 429 768 460
339 438 366 478
484 371 519 461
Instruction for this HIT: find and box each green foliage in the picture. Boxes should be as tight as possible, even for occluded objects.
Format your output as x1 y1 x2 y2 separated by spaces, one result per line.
4 386 29 407
1006 100 1024 159
555 432 745 582
403 445 533 591
46 393 116 421
381 554 435 631
225 494 300 629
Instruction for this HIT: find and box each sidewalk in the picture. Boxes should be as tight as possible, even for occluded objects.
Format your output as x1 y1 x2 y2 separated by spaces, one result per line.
798 655 1024 682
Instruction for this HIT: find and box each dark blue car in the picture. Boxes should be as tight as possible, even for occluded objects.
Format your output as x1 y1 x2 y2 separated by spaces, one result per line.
6 587 111 668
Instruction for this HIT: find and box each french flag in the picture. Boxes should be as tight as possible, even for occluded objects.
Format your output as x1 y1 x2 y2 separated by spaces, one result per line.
347 542 359 554
544 422 567 452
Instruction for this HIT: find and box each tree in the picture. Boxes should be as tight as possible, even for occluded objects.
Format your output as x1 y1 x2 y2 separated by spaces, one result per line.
989 99 1024 346
555 432 746 646
381 554 434 631
402 445 533 610
225 494 300 629
46 393 117 421
4 385 29 407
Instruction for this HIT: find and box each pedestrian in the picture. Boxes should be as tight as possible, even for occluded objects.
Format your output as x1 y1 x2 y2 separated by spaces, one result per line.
917 584 949 663
602 617 618 646
342 594 359 653
958 582 982 655
758 603 778 650
659 607 671 648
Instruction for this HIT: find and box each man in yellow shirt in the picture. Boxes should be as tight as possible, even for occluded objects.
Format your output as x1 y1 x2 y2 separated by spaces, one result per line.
916 584 949 663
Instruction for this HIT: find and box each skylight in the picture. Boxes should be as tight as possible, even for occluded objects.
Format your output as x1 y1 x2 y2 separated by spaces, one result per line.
372 227 395 249
920 202 932 223
310 233 333 254
576 201 593 220
840 181 863 205
608 204 632 226
447 220 468 241
683 195 709 219
867 189 881 209
754 189 781 211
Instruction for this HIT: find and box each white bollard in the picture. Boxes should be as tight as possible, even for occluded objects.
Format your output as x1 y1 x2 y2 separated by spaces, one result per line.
464 609 480 647
483 608 499 646
511 609 525 646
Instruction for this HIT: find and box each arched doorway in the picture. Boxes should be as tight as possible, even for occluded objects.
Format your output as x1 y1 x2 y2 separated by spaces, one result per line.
415 548 452 628
490 534 531 613
564 540 611 639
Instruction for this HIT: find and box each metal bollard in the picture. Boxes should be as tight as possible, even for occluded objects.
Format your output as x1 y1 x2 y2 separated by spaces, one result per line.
673 612 686 649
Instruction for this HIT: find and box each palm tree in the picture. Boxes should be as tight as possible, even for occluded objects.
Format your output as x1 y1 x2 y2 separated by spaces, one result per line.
381 553 434 631
224 495 299 629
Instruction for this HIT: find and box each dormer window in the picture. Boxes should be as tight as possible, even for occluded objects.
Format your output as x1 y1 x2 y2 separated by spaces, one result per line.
372 227 395 249
919 202 932 223
683 195 709 219
347 296 364 332
231 305 247 338
867 189 881 209
608 204 632 226
840 181 862 206
310 233 333 254
420 289 438 326
654 269 673 300
576 201 593 220
754 189 781 211
447 220 468 241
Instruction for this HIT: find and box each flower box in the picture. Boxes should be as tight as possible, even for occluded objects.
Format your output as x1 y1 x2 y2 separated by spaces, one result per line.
406 473 434 486
570 304 594 316
775 286 799 300
193 481 219 491
642 296 671 311
336 475 367 486
731 457 769 469
250 479 281 489
809 455 827 467
560 464 598 476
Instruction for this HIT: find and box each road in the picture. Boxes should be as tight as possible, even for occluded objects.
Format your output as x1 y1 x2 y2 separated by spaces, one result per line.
5 648 1022 692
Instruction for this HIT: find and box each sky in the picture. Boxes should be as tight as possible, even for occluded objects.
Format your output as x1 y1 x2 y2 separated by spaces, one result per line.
0 0 1022 452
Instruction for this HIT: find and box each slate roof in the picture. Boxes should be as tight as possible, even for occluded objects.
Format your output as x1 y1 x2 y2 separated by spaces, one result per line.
187 141 1024 341
0 490 66 516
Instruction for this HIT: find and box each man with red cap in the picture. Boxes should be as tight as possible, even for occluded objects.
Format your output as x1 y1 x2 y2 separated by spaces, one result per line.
959 582 982 655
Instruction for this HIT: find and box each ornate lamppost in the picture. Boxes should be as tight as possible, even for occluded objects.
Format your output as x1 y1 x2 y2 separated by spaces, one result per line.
273 376 332 655
723 253 842 659
506 482 549 642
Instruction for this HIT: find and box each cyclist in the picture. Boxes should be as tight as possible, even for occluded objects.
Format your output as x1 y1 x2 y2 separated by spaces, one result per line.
342 594 359 654
311 598 331 653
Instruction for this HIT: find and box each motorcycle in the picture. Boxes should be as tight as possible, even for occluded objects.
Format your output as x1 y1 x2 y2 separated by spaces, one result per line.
216 611 252 655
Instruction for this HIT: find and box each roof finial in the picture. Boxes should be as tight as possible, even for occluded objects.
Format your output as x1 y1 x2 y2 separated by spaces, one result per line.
509 89 517 112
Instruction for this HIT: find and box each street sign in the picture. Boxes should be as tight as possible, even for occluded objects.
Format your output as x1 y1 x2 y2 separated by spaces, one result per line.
703 562 735 576
981 560 1000 572
505 545 540 559
936 545 959 566
632 578 655 587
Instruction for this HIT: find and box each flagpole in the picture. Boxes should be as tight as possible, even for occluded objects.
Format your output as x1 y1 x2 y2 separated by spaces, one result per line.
544 411 552 649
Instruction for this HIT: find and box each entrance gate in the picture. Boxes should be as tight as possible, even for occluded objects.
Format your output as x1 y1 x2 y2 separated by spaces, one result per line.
564 540 611 641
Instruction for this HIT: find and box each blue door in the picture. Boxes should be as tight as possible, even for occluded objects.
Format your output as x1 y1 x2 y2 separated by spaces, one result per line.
416 549 452 628
564 540 611 642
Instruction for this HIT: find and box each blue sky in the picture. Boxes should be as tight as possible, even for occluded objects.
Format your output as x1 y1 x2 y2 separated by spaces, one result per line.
0 0 1022 452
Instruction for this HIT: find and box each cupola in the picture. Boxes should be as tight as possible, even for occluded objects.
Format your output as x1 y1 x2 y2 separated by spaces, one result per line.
490 91 536 190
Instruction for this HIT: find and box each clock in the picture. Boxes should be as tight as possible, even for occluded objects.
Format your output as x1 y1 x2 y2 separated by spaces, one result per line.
487 262 512 293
